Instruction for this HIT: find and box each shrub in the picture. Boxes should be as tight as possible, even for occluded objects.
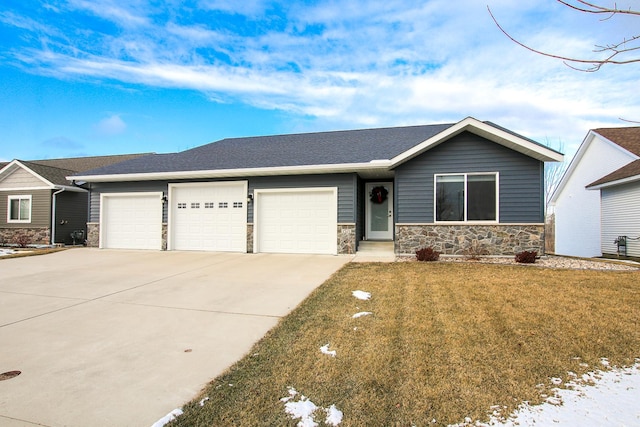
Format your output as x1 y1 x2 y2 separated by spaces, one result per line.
463 240 489 260
515 250 538 264
416 247 440 262
14 234 31 248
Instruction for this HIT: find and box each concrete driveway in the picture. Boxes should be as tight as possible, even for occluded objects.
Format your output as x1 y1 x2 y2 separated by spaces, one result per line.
0 249 349 427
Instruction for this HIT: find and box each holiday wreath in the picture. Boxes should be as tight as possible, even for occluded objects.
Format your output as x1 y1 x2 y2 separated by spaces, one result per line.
370 186 388 204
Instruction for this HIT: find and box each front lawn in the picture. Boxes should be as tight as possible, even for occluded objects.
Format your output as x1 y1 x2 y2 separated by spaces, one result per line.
170 262 640 426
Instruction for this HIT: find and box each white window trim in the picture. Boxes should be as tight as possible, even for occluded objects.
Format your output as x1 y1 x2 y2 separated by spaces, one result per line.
433 172 500 224
7 195 32 223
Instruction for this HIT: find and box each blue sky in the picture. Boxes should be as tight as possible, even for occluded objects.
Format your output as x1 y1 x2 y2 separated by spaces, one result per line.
1 0 638 163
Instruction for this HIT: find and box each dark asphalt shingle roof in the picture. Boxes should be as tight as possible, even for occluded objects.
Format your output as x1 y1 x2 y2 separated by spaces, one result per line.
1 154 150 186
76 123 459 176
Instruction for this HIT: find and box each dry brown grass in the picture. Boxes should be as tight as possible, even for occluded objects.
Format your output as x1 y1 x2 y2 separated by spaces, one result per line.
170 262 640 427
0 247 67 260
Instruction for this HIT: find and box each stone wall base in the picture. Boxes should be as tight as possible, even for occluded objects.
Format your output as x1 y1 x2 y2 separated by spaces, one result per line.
247 223 254 253
395 224 545 256
0 227 51 246
338 224 356 254
87 223 99 247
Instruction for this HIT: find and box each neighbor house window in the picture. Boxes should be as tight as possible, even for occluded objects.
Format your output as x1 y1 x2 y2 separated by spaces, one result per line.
8 195 32 223
435 173 498 222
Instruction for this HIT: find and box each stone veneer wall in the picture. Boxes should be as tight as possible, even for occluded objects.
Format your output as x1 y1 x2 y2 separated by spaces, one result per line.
0 227 51 246
247 223 254 253
86 223 99 247
161 223 167 250
338 224 356 254
395 224 545 256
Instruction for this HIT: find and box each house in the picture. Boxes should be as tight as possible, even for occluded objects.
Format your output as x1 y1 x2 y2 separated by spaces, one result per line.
70 117 563 256
550 127 640 259
0 154 149 246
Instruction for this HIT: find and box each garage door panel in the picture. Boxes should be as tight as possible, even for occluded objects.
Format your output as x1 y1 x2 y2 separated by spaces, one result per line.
170 183 247 252
102 194 162 250
256 189 337 255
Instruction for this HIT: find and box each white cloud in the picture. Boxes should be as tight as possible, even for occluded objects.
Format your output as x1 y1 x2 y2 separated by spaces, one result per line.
3 0 638 160
93 114 127 136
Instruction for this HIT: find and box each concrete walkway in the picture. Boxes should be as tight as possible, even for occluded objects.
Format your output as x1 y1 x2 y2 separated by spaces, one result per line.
0 249 348 427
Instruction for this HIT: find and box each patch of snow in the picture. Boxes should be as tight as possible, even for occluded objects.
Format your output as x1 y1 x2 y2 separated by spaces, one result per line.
282 387 343 426
320 343 337 357
550 377 563 385
150 408 183 427
325 404 343 426
352 290 371 300
352 311 372 318
449 364 640 427
199 397 209 407
0 249 17 257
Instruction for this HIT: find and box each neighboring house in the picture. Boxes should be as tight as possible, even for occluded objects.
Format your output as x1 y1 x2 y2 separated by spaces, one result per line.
71 117 563 256
0 154 149 246
550 127 640 258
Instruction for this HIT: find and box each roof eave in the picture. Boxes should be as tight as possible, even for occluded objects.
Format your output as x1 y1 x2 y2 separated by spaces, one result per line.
587 174 640 190
69 161 393 183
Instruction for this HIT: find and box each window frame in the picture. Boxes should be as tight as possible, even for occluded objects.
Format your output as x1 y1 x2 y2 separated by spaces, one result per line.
7 195 32 223
433 172 499 223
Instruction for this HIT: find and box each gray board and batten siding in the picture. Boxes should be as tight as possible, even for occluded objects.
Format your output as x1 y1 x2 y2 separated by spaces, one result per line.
89 174 358 224
394 131 545 224
54 191 88 244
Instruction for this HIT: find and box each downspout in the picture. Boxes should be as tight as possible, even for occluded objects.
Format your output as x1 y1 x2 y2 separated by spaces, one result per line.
51 188 66 245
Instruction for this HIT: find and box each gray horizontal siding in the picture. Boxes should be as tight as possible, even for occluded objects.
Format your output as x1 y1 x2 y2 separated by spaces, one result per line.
0 189 51 228
395 131 544 224
89 173 357 224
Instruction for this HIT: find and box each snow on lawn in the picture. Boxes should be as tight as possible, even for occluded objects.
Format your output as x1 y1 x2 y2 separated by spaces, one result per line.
281 387 343 427
352 290 371 300
150 408 183 427
352 311 372 318
320 343 337 357
0 249 17 257
449 362 640 427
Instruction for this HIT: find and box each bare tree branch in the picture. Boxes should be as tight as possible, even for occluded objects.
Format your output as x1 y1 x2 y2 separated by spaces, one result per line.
488 2 640 72
557 1 640 17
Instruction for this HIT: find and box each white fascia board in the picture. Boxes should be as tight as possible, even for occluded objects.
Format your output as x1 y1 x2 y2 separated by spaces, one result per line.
587 174 640 190
55 184 88 193
0 160 56 188
390 117 564 167
70 161 393 183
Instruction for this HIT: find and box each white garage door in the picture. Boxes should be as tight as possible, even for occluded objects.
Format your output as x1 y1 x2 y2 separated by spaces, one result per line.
101 193 163 250
169 182 247 252
255 188 337 254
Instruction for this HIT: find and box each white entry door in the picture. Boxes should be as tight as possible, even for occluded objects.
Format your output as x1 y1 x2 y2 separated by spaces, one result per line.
366 182 393 240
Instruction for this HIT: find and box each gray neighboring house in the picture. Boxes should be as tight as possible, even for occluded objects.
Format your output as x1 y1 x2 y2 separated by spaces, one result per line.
0 154 149 246
71 117 563 255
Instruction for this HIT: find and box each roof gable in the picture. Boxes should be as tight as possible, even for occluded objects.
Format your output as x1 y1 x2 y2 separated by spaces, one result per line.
0 162 54 189
593 127 640 157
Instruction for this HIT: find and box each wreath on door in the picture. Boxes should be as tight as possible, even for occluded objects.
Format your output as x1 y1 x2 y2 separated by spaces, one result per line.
370 186 388 204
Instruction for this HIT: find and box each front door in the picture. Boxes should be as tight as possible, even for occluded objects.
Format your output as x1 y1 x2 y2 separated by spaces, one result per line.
366 182 393 240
